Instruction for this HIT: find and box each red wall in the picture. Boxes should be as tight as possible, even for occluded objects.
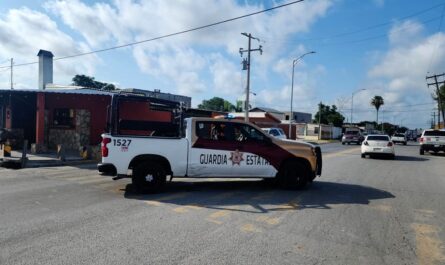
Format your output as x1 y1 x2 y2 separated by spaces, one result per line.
45 94 111 145
119 101 172 121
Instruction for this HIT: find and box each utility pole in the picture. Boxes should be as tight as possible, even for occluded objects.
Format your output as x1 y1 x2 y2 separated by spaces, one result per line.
426 73 445 128
10 58 13 90
240 33 262 122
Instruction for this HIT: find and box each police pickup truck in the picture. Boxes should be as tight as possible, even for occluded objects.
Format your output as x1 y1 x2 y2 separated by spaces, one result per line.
98 94 322 192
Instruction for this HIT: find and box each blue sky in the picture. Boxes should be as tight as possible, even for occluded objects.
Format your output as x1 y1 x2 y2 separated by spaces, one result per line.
1 0 444 129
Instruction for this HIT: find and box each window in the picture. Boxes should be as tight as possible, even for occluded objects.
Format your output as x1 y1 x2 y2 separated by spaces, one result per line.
424 130 445 136
269 129 279 136
53 108 74 128
196 122 230 141
195 122 266 142
367 135 389 141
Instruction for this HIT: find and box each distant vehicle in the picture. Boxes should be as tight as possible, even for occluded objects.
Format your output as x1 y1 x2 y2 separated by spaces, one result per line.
361 135 395 159
342 127 364 145
419 129 445 155
406 130 418 141
391 133 407 145
262 128 287 139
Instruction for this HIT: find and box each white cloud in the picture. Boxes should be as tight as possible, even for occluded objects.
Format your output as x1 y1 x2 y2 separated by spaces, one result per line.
209 54 243 95
43 0 332 98
357 20 445 127
0 7 98 88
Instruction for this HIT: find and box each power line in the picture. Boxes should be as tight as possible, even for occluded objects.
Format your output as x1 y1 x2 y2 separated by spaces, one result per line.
0 0 304 70
262 3 444 44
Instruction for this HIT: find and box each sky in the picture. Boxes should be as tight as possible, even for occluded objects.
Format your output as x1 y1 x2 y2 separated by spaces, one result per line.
0 0 444 129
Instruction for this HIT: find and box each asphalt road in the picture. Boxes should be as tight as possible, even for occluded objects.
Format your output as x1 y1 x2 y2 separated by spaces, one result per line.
1 142 444 265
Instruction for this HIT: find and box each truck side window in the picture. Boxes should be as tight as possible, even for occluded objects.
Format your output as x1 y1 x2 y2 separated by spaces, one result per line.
196 122 231 141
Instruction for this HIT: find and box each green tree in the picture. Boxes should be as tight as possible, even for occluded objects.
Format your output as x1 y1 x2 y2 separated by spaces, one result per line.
197 97 236 112
370 95 384 124
313 103 345 127
72 74 116 90
432 85 445 126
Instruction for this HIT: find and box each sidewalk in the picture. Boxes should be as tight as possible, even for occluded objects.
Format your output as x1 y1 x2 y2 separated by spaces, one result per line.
1 150 98 168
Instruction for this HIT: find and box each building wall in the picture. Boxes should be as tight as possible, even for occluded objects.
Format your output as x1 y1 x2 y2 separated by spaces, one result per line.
45 93 111 145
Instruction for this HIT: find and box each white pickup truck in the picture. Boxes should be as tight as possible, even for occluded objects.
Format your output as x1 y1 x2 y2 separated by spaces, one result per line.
419 129 445 155
98 95 322 192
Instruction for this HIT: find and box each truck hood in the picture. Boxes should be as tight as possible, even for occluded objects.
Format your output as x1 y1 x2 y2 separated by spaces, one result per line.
272 138 316 157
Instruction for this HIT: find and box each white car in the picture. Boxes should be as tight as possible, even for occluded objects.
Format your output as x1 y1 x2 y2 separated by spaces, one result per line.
262 128 287 139
391 133 407 145
361 135 395 159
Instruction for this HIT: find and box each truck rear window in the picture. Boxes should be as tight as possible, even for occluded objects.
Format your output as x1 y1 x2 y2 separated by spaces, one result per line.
367 136 389 141
424 131 445 136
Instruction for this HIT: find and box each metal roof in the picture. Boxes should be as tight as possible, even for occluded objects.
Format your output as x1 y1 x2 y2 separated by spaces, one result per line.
0 88 114 96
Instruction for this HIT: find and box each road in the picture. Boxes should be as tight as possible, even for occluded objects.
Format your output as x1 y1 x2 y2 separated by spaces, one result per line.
1 142 444 265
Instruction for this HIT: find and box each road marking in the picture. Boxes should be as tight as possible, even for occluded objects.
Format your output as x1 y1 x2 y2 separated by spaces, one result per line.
369 204 391 212
256 216 281 225
209 210 230 219
323 147 361 158
240 223 261 233
411 223 445 265
172 205 202 213
145 201 162 206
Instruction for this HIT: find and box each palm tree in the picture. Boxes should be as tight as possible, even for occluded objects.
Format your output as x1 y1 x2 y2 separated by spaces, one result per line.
370 95 384 125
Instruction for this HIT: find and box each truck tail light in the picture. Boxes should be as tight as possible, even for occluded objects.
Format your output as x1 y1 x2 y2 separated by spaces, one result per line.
420 137 424 143
102 138 111 157
387 142 393 147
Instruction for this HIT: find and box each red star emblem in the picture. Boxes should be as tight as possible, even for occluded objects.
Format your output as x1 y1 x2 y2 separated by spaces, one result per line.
229 149 244 166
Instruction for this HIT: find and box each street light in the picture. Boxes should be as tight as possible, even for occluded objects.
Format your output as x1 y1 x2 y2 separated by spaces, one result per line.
350 88 366 126
289 51 316 139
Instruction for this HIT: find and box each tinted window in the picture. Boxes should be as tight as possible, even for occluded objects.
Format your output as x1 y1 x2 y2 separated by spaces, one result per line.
269 129 279 136
196 122 231 141
367 136 390 141
424 131 445 136
394 134 405 137
346 131 359 135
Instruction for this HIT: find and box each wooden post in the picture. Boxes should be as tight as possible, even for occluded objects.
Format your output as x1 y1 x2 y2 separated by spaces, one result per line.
20 140 28 168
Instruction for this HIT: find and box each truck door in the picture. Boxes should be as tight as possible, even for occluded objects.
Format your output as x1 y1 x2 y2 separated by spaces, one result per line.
230 123 277 178
188 121 238 177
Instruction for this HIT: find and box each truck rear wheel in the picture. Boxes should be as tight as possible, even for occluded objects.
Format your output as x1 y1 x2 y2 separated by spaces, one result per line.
132 162 166 193
278 160 309 189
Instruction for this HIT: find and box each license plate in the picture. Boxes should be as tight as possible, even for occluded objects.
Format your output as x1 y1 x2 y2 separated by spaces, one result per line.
373 148 382 151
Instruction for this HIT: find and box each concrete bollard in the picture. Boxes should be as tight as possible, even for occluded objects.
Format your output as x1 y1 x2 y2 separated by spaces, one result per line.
20 140 28 168
57 144 66 162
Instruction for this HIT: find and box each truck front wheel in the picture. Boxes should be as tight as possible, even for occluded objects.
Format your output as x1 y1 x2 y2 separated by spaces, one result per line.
278 160 309 189
132 162 166 193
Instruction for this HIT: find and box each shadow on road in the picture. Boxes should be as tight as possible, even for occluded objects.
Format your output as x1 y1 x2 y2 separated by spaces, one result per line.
123 180 395 213
394 155 429 162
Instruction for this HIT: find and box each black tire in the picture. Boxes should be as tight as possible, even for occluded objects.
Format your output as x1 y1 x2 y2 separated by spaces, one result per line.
419 148 424 155
403 142 407 145
132 162 166 193
361 153 365 158
347 142 350 145
342 142 345 145
278 160 310 189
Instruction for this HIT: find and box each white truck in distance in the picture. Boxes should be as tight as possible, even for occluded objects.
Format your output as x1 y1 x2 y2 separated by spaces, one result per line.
98 95 322 192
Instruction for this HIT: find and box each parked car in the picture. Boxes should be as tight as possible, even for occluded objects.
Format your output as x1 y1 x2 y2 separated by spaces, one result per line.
361 134 395 159
419 129 445 155
391 133 407 145
262 128 287 139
